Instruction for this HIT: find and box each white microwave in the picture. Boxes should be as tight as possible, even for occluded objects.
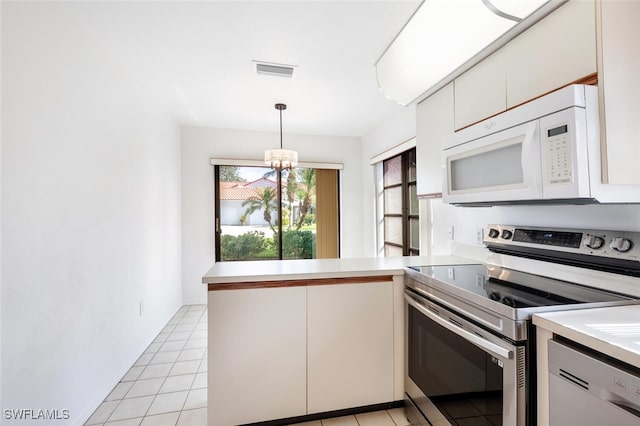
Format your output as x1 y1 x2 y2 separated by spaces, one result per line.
441 85 601 205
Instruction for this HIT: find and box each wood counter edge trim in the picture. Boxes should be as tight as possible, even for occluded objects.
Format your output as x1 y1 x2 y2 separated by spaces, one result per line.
306 275 395 286
208 275 395 291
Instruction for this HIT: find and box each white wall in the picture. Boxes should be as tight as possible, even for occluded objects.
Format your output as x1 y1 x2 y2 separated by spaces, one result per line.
0 0 3 412
1 3 182 425
181 125 362 304
360 107 416 257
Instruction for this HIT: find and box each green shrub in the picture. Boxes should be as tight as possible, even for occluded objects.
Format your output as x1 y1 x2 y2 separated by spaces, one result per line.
282 230 316 259
220 231 266 261
302 213 315 226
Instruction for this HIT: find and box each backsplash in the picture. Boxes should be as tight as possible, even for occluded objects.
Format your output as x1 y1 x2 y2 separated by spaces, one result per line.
429 199 640 255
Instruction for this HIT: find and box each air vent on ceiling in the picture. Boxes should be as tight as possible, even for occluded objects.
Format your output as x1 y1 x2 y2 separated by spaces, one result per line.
253 61 297 78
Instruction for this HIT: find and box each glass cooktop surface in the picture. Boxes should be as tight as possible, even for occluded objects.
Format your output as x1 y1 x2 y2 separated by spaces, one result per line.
408 264 632 309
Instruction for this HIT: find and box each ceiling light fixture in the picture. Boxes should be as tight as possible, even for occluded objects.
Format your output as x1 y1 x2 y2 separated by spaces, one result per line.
264 103 298 170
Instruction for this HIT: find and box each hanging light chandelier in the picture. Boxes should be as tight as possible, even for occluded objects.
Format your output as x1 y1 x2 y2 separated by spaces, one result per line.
264 103 298 169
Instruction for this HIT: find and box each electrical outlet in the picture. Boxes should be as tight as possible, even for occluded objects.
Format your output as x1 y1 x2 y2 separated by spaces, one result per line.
476 228 484 245
447 226 454 240
139 300 144 316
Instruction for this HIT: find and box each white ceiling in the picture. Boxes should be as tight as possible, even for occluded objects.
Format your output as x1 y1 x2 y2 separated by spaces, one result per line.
64 1 421 137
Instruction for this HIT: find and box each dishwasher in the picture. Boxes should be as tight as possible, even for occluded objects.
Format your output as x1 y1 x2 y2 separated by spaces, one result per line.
548 339 640 425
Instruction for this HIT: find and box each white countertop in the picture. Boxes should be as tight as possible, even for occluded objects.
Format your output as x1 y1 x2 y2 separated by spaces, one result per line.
533 305 640 368
202 255 478 284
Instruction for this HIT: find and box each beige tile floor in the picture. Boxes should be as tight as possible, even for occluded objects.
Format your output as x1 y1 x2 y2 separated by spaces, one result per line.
292 408 410 426
86 305 411 426
85 305 208 425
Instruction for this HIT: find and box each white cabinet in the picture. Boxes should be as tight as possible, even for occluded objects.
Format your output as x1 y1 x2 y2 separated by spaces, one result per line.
208 286 307 426
452 1 597 131
307 281 394 413
598 0 640 186
416 83 454 197
454 49 506 130
504 1 596 109
208 277 400 424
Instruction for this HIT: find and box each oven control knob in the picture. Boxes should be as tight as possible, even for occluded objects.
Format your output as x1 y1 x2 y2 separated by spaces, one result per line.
584 235 605 250
610 237 633 253
488 228 500 239
501 230 513 240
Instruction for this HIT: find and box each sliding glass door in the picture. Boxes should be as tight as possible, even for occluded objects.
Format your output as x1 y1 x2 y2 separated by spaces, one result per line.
215 165 339 262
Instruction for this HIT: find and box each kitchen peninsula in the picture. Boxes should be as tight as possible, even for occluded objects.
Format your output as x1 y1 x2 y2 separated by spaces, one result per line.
203 255 475 426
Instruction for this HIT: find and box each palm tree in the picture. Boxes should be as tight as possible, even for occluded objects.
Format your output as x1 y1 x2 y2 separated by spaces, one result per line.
295 168 316 231
286 170 297 230
242 187 277 235
263 169 298 230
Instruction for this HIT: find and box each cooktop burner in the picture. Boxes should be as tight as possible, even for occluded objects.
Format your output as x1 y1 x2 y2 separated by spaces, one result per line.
407 264 632 310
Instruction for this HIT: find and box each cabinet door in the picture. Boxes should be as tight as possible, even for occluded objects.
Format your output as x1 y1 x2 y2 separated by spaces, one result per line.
599 0 640 185
505 1 596 108
454 49 507 130
208 286 307 426
307 281 394 413
416 83 454 197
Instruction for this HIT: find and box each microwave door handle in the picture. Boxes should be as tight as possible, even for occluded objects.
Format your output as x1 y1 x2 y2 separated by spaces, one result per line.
404 293 513 360
521 122 542 194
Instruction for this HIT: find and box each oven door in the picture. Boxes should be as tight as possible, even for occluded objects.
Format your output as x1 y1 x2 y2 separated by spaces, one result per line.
404 289 526 426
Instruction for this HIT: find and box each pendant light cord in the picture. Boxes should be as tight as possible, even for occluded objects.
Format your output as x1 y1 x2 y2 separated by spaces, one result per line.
275 103 287 150
279 108 283 149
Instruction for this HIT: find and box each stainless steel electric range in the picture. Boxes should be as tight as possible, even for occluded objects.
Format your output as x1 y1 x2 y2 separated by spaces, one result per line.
404 225 640 426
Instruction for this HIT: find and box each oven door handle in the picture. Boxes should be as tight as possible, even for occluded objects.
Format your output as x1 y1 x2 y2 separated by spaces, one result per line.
405 293 513 360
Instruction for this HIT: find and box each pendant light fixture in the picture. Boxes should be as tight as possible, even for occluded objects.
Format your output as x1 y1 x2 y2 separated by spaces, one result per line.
264 103 298 170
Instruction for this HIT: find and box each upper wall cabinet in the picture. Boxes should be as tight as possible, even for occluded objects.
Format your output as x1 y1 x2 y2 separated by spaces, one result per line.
504 1 596 109
453 1 596 130
454 49 507 130
416 83 454 197
598 0 640 186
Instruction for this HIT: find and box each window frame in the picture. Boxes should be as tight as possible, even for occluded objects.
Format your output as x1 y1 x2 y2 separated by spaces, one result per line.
213 162 342 262
383 148 419 256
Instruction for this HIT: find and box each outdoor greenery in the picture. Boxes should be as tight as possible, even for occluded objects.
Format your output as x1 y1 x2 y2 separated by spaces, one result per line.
293 168 316 230
220 231 266 261
221 167 318 261
219 166 246 182
241 187 277 234
282 230 316 259
221 230 316 260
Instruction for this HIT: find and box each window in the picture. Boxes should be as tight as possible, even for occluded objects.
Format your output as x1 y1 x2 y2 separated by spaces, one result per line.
383 149 419 256
214 165 339 261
